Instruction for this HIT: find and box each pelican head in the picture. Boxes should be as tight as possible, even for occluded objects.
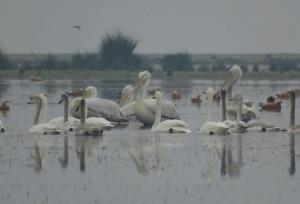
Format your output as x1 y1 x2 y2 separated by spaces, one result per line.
138 70 151 88
83 86 97 98
154 90 162 100
223 65 242 89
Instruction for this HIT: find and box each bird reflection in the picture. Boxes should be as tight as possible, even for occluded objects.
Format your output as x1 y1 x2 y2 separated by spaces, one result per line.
31 134 50 173
59 135 68 168
202 134 243 181
75 134 103 172
221 134 243 178
129 133 162 176
289 133 295 176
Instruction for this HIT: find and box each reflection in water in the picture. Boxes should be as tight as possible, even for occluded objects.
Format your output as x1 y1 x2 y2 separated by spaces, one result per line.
31 134 50 173
59 135 68 168
203 134 243 182
129 134 162 176
75 135 103 172
289 133 295 176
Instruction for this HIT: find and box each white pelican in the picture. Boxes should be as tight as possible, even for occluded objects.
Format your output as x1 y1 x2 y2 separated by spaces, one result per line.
75 98 114 135
199 88 229 135
134 70 180 126
222 65 257 122
70 86 128 123
28 94 61 135
224 95 248 133
119 84 137 106
151 91 191 133
223 65 242 99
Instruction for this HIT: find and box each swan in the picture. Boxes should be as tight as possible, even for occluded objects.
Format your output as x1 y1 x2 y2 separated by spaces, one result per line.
47 93 80 132
75 98 114 135
199 88 229 135
134 70 180 126
28 94 61 135
151 91 191 133
70 86 128 123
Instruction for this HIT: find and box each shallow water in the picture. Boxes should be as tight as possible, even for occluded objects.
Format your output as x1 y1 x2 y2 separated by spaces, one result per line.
0 79 300 204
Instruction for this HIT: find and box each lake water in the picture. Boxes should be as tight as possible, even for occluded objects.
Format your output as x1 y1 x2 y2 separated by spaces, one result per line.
0 79 300 204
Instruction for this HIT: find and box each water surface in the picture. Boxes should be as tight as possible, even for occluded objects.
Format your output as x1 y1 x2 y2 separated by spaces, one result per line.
0 79 299 204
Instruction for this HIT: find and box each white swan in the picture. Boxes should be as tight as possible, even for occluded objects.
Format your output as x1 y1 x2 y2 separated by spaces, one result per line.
47 93 80 131
28 94 61 135
199 88 229 135
134 70 180 126
151 91 191 133
75 98 114 135
70 86 128 123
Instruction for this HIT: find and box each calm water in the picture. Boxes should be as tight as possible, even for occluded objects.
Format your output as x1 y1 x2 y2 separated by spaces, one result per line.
0 79 300 204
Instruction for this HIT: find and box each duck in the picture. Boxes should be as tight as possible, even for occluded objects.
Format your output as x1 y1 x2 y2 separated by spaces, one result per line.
151 91 191 133
171 90 181 100
0 100 10 111
191 95 202 104
259 96 282 112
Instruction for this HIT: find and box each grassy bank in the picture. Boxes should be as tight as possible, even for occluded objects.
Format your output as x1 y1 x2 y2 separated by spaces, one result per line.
1 69 300 80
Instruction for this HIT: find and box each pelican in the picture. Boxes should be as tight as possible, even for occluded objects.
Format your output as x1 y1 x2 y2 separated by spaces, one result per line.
134 70 180 126
75 98 114 135
199 88 229 135
119 84 137 106
222 65 242 99
70 86 128 123
224 95 248 133
151 91 191 133
28 94 61 135
222 65 257 122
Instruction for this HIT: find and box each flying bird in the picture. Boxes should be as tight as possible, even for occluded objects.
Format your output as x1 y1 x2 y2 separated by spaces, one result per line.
72 25 81 30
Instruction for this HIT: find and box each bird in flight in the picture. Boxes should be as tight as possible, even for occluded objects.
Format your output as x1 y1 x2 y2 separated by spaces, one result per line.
72 25 81 30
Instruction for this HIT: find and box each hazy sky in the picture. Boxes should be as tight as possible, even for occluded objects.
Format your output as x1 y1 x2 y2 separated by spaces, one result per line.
0 0 299 53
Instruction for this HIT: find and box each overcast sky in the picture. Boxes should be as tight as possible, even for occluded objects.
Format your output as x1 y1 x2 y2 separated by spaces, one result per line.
0 0 299 54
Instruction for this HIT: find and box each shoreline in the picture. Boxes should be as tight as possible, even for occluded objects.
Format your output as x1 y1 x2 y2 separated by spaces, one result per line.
0 70 300 80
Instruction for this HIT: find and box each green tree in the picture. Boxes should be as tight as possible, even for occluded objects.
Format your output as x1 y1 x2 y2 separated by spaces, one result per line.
99 31 142 69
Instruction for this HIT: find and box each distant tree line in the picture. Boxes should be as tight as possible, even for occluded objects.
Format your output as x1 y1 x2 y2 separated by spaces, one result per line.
2 32 300 73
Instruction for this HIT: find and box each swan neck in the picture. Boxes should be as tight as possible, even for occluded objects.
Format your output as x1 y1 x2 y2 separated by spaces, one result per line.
237 98 242 122
205 91 213 122
64 94 69 123
152 96 162 130
34 97 47 124
227 85 233 99
80 99 86 124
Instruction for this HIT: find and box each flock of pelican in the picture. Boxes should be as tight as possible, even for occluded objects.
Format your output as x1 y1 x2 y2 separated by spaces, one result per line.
0 65 298 136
